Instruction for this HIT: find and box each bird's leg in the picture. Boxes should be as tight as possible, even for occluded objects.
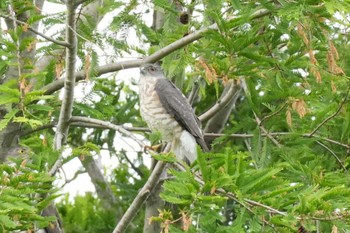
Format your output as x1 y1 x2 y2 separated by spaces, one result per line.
144 143 163 153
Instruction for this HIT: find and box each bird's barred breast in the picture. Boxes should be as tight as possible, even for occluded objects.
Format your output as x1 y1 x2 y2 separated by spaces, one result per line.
140 86 182 142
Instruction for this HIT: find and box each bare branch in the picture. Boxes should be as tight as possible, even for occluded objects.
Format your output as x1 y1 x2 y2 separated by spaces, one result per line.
80 155 117 210
40 8 275 96
309 86 350 137
42 23 219 95
51 0 78 176
121 150 145 178
113 160 168 233
0 14 69 47
206 132 350 150
20 121 350 150
199 80 238 122
69 116 146 148
204 80 241 134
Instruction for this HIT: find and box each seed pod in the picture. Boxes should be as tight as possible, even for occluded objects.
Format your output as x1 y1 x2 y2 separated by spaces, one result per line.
180 12 189 25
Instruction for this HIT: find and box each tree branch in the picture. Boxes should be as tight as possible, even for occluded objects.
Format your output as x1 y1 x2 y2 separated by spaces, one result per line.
80 155 117 210
69 116 146 148
40 8 275 96
51 0 78 175
199 80 238 122
113 160 168 233
315 141 347 172
241 78 282 148
121 150 145 178
41 23 219 95
0 14 69 47
20 122 350 150
309 86 350 137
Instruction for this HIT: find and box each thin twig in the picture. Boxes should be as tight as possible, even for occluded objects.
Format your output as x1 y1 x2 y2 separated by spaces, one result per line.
0 14 69 47
121 149 144 178
244 199 287 216
74 0 90 7
174 162 278 229
260 102 288 125
241 78 281 148
20 121 350 150
309 86 350 137
254 112 282 148
316 141 347 172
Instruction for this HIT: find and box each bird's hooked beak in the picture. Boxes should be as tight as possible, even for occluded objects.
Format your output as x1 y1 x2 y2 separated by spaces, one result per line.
140 65 147 75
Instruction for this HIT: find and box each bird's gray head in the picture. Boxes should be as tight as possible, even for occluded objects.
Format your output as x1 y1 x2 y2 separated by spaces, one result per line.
0 146 31 163
140 63 165 79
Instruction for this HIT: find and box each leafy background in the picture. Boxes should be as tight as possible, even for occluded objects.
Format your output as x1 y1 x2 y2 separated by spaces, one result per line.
0 0 350 232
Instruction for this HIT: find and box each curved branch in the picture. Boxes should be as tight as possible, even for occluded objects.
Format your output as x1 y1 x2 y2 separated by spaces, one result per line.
309 86 350 137
316 141 347 172
40 8 275 96
199 80 238 122
42 23 218 95
69 116 146 148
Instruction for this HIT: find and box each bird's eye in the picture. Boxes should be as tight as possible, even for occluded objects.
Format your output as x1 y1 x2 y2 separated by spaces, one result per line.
149 66 156 72
19 149 25 153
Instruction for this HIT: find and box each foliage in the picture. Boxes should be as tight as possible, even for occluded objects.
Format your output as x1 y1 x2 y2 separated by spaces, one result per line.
1 0 350 232
0 158 57 231
57 193 117 233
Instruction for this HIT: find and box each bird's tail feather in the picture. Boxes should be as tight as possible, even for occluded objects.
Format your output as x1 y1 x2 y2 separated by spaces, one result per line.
173 131 197 164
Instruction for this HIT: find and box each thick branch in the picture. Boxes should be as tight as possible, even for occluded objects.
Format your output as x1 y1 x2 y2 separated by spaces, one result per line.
51 0 77 175
199 80 239 122
204 80 241 132
80 156 117 210
42 23 218 95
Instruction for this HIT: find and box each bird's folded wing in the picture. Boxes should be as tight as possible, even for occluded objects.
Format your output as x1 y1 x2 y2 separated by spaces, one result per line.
155 79 203 139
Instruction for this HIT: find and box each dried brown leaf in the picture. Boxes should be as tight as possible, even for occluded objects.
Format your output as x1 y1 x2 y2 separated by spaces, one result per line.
181 211 191 231
292 98 308 118
84 54 91 81
329 41 339 60
297 23 309 46
55 62 64 79
331 79 337 93
331 225 338 233
286 109 292 128
197 59 217 84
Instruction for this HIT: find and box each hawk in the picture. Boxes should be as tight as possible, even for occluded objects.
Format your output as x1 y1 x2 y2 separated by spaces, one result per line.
139 63 208 163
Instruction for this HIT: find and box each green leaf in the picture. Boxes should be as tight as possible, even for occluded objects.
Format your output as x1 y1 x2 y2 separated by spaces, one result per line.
239 168 283 194
0 97 19 105
0 214 16 228
12 117 43 128
0 109 19 131
151 152 177 162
